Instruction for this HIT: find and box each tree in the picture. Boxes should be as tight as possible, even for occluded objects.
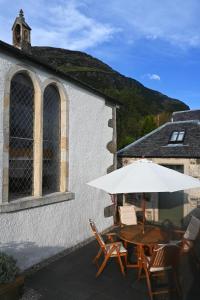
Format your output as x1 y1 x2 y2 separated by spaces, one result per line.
140 115 157 136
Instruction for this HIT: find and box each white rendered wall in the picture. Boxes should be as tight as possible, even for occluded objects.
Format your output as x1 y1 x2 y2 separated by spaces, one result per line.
0 54 114 270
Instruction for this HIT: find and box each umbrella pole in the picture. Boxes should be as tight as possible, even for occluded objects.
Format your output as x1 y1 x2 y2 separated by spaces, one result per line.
142 193 146 234
110 194 117 225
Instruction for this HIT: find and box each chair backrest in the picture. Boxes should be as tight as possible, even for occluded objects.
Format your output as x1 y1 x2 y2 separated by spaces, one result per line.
89 219 106 250
149 244 180 269
183 215 200 241
119 205 137 225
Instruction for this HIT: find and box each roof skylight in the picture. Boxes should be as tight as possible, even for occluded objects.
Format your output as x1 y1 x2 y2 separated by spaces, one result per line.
169 130 185 143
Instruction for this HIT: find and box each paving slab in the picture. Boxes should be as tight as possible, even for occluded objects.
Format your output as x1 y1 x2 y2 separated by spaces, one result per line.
21 240 200 300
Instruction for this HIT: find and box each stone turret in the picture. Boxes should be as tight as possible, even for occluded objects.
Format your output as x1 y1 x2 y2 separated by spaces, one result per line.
12 9 31 52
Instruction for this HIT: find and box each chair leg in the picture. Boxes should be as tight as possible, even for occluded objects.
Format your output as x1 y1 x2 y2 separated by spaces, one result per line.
173 270 181 297
116 254 125 276
93 248 102 266
137 264 143 280
124 254 127 267
96 254 110 277
191 247 200 269
144 268 153 300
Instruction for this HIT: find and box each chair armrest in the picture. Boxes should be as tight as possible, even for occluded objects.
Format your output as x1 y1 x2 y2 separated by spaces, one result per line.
181 239 194 253
105 232 117 236
106 242 122 247
105 232 118 242
174 229 184 234
170 229 185 240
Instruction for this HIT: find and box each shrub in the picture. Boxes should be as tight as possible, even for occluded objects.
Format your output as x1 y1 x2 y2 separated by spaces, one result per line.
0 252 19 284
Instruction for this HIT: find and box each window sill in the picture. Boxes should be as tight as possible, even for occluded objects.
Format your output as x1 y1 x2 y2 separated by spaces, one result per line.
0 192 75 213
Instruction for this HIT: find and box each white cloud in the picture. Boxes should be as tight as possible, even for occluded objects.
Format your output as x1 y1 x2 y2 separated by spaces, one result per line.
31 1 120 50
144 73 161 81
149 74 160 81
101 0 200 49
0 0 120 50
1 0 200 51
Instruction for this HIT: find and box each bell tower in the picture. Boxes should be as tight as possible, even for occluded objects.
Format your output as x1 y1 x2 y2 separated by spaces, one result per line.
12 9 31 51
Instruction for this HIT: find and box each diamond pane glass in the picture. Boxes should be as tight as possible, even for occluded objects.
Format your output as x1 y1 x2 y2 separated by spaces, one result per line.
9 73 34 200
42 85 60 194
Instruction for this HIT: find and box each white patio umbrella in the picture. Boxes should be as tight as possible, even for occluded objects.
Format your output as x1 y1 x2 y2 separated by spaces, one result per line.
87 159 200 193
87 159 200 230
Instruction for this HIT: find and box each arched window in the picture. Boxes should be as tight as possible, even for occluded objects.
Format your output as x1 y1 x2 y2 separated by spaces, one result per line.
43 85 60 194
9 73 34 200
14 24 21 43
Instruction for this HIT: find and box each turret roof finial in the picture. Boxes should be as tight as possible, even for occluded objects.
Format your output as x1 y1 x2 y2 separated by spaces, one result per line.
19 9 24 19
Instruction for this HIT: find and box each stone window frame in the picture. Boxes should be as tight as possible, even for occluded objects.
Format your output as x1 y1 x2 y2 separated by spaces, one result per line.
0 64 74 212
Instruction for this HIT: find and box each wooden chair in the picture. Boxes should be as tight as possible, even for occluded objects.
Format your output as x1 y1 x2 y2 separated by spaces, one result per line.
172 216 200 252
118 205 144 268
178 216 200 269
118 205 137 226
89 219 127 277
140 243 181 300
183 215 200 243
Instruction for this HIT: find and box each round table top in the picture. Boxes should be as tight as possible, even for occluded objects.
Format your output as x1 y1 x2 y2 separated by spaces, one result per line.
117 224 177 246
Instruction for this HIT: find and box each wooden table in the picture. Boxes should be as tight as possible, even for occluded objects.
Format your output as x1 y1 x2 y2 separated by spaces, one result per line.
117 224 180 270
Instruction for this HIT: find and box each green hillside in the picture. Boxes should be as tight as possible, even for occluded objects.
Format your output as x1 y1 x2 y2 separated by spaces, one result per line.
31 46 189 149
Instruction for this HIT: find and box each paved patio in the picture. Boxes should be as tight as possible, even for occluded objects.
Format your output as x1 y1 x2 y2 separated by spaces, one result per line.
22 238 200 300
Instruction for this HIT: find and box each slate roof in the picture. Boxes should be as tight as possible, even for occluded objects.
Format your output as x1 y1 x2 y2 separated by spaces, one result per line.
118 117 200 158
0 40 121 106
172 109 200 122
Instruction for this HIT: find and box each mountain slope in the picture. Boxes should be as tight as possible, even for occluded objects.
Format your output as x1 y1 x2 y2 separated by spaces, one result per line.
31 46 189 148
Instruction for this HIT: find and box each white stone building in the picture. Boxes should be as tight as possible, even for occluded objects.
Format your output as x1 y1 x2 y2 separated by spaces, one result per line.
0 11 120 270
118 110 200 227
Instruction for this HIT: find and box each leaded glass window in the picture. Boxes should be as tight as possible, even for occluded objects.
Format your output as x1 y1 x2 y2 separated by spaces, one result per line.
9 73 34 200
42 85 60 194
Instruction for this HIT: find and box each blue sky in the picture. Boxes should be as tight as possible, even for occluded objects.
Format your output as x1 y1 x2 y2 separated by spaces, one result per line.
0 0 200 109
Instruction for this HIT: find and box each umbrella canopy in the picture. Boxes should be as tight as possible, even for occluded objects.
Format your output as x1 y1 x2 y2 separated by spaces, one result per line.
87 159 200 194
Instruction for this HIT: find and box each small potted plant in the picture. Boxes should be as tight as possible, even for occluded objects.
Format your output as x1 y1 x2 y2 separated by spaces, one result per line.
0 252 24 300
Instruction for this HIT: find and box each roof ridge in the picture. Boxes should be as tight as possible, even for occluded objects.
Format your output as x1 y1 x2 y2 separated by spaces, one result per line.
172 109 200 115
171 120 200 124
